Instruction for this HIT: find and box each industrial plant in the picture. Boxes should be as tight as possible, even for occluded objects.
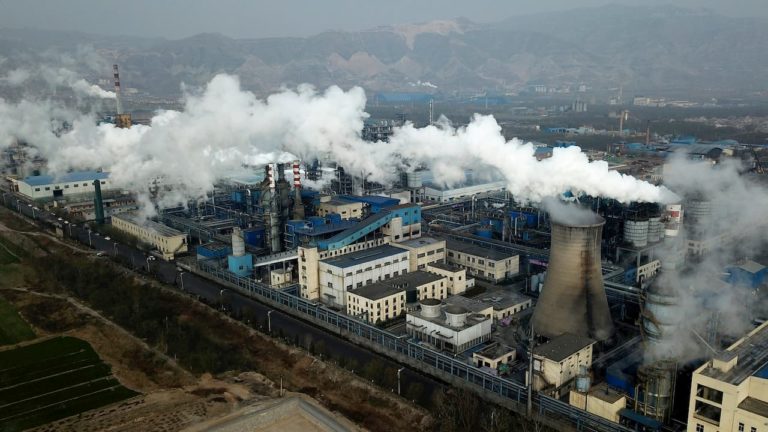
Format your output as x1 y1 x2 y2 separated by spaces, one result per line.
2 60 768 432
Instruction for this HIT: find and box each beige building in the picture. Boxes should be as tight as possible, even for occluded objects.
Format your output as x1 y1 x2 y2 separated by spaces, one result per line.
391 237 446 272
686 321 768 432
472 342 516 370
569 383 627 423
112 213 188 260
346 271 448 323
426 262 469 295
531 334 595 392
444 239 519 282
316 196 364 220
484 289 533 321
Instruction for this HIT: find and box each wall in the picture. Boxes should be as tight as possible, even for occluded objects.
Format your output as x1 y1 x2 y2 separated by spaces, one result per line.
347 290 406 324
391 239 446 272
318 250 409 309
18 177 114 201
317 200 364 220
534 344 593 390
426 264 468 295
446 249 519 282
406 314 492 353
112 216 188 260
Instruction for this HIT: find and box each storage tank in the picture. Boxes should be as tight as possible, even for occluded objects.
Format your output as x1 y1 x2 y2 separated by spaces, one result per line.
641 274 683 351
531 213 614 341
685 198 711 222
420 298 442 318
406 171 423 188
232 227 245 257
444 305 468 327
636 360 677 423
624 218 649 247
647 216 662 243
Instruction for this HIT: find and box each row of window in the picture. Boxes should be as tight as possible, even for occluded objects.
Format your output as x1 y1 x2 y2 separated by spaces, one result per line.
33 181 106 193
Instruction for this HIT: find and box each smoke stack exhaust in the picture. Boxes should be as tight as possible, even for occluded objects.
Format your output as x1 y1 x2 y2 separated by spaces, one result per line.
112 64 131 128
531 215 614 341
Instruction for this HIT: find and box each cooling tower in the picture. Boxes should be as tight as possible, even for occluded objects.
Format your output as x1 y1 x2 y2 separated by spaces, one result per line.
531 215 614 341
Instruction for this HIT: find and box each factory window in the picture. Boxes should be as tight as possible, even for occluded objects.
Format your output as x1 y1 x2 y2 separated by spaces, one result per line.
54 186 60 190
357 282 363 288
65 185 69 188
345 272 352 277
696 385 723 404
694 400 721 424
695 425 703 432
101 181 106 185
750 428 756 432
738 424 744 432
45 187 50 191
427 250 434 256
436 248 444 254
375 264 381 268
74 184 78 187
356 269 362 274
384 262 390 266
327 282 333 288
365 267 372 272
393 271 399 276
448 252 454 257
83 183 87 187
34 188 40 192
417 253 426 258
489 262 495 268
366 279 372 285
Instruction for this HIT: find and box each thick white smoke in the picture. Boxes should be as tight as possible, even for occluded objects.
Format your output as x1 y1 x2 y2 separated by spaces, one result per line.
1 73 674 212
1 66 115 99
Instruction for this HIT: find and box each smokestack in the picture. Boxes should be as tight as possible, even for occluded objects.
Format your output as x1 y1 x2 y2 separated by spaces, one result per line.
232 227 245 257
531 215 614 341
112 64 131 129
292 160 305 220
93 179 105 225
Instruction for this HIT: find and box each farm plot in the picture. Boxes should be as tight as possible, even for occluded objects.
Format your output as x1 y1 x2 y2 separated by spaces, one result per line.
0 336 138 432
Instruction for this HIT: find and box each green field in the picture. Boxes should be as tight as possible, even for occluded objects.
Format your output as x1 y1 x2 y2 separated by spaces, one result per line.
0 299 35 346
0 336 138 432
0 239 20 266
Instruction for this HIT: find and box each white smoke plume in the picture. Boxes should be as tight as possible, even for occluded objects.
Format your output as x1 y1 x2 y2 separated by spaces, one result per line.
644 154 768 363
1 66 115 99
1 73 674 212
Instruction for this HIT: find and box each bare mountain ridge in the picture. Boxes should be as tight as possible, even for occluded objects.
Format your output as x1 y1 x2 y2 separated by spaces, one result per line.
0 5 766 97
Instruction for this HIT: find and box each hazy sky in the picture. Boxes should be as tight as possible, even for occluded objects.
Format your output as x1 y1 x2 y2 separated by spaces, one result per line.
0 0 766 39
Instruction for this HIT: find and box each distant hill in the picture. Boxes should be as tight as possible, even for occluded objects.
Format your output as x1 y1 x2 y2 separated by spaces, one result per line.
1 5 766 98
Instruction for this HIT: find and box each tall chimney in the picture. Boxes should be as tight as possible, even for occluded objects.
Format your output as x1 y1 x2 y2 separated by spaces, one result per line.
292 160 305 220
531 215 614 341
93 179 105 225
112 64 131 129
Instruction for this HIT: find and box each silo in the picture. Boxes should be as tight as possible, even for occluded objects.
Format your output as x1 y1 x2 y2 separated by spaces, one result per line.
685 198 711 223
232 227 245 257
636 360 677 423
624 218 649 247
406 171 423 188
531 214 614 341
663 204 683 237
647 216 662 243
641 275 682 353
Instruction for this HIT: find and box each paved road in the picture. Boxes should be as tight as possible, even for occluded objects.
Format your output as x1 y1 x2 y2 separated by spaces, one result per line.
0 190 444 404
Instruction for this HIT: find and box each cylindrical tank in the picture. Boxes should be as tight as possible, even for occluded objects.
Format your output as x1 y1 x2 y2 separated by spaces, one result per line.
685 198 711 222
575 366 591 393
232 227 245 257
406 171 423 188
636 360 677 423
531 214 614 341
420 298 442 318
624 218 649 247
444 305 468 327
647 217 662 243
641 274 683 351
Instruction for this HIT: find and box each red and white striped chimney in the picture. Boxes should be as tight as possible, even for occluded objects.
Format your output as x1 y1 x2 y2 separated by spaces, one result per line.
292 160 301 189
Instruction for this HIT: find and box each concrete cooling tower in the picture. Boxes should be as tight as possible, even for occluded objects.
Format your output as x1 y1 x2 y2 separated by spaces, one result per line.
531 214 615 342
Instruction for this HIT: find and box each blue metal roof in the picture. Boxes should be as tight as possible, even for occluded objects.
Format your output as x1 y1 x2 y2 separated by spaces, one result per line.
619 409 663 429
754 364 768 379
22 171 109 186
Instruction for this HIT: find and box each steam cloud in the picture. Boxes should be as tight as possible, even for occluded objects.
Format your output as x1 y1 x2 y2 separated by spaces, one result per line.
0 73 675 212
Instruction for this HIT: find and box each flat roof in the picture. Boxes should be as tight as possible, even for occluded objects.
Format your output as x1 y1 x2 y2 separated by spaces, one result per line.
444 238 517 261
737 260 766 274
21 170 109 187
395 236 443 248
701 321 768 385
478 289 532 310
533 333 595 362
738 397 768 418
588 382 626 404
427 261 463 272
348 271 445 301
321 244 407 269
444 295 491 314
113 213 185 238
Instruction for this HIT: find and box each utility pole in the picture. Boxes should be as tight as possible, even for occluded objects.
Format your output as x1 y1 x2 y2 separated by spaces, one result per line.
397 367 405 395
268 310 274 333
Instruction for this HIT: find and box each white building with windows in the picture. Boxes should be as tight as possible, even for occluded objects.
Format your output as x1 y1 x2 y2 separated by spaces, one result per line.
391 236 446 272
318 245 409 309
444 239 519 282
406 299 492 354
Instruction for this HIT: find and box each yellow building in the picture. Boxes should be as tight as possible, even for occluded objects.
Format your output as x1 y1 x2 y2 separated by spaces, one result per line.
316 196 364 220
531 334 595 393
345 271 448 323
391 237 446 272
426 262 468 295
472 342 516 369
686 321 768 432
569 383 627 423
444 239 519 282
112 213 188 260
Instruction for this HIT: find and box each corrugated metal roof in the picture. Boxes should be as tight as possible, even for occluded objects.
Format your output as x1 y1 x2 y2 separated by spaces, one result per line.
21 171 109 187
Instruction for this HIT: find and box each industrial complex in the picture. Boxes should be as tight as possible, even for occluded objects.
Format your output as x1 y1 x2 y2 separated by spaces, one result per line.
3 62 768 432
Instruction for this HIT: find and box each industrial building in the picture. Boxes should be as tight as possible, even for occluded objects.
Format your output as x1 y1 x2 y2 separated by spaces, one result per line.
390 236 446 272
423 180 507 202
472 342 516 371
318 244 409 309
569 382 628 424
425 262 469 295
15 171 113 201
444 239 519 282
112 213 188 260
531 333 596 393
406 298 492 354
345 271 447 323
686 321 768 432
